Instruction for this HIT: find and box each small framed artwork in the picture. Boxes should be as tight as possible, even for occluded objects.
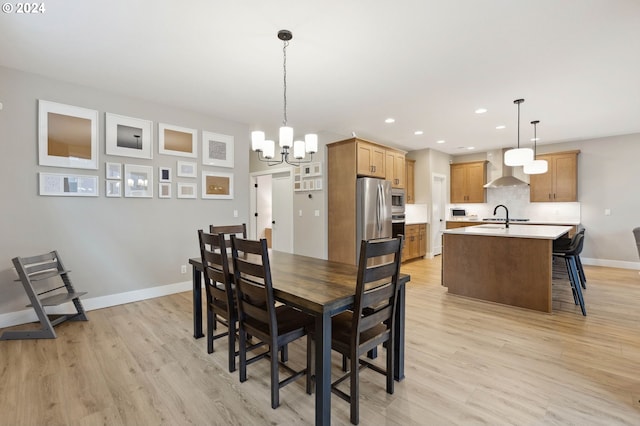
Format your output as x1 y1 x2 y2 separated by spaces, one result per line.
177 182 197 199
159 167 172 182
201 171 233 199
159 182 171 198
159 123 197 158
124 164 153 198
105 113 153 159
202 131 234 168
38 100 99 170
315 178 323 190
106 162 122 179
177 161 197 178
106 180 121 197
39 172 99 197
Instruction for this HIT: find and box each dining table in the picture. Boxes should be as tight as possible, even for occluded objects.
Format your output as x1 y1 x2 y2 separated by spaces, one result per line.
188 250 410 426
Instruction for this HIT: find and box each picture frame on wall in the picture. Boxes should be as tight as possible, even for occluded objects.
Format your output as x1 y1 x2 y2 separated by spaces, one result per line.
202 131 234 168
39 172 99 197
106 162 122 179
177 160 197 178
124 164 153 198
105 113 153 159
158 123 197 158
177 182 197 199
38 100 99 170
159 166 172 182
201 171 233 199
106 180 121 197
159 182 171 198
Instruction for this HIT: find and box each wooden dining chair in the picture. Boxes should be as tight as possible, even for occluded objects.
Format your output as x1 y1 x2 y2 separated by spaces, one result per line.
230 236 313 409
210 223 247 241
308 236 402 425
197 230 239 372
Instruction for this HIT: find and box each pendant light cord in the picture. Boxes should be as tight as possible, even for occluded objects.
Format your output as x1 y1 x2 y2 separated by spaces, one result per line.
517 101 521 148
282 40 289 127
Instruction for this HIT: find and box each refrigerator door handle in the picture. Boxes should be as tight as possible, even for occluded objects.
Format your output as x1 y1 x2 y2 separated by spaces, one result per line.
377 183 383 236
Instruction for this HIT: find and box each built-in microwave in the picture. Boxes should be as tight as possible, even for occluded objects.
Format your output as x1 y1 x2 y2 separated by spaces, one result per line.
391 188 405 213
451 208 467 217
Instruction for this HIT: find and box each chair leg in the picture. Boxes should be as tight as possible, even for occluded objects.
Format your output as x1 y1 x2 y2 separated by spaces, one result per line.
306 335 314 395
568 256 587 316
207 307 214 354
342 354 348 372
576 255 587 289
228 319 236 372
239 328 247 383
387 335 395 395
350 352 359 425
271 344 280 409
280 343 288 363
564 258 579 305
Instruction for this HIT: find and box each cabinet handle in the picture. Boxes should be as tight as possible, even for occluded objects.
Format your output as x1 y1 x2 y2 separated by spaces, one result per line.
553 193 556 199
548 193 551 200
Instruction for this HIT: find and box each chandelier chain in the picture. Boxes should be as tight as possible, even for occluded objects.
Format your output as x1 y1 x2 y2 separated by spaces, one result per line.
282 40 289 126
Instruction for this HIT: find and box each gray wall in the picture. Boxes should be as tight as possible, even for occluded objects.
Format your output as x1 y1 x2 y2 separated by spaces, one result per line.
0 66 251 315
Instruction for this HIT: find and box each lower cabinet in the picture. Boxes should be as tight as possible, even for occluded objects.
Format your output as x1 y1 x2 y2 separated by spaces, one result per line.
403 223 427 262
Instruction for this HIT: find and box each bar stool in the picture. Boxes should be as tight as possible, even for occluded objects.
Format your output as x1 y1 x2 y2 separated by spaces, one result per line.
553 233 586 316
553 228 586 289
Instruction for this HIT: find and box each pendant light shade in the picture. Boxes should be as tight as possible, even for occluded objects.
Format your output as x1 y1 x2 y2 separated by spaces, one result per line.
523 120 548 174
504 99 534 166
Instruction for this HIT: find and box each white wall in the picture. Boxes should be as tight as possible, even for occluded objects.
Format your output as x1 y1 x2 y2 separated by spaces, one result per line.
0 66 251 319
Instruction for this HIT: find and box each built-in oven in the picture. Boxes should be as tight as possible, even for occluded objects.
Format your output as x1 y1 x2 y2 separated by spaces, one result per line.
392 213 405 240
391 188 406 214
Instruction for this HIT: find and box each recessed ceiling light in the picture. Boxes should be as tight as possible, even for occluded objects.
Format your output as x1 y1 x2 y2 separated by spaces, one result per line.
530 137 540 142
467 147 475 150
496 125 506 130
475 108 488 114
385 118 395 124
414 130 424 135
436 140 445 144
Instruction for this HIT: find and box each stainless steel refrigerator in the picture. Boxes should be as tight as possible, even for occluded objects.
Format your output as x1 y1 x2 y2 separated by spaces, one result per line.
356 177 392 261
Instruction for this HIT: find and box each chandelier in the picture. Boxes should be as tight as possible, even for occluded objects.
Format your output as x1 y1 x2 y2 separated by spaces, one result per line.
251 29 318 166
523 120 549 174
504 98 534 166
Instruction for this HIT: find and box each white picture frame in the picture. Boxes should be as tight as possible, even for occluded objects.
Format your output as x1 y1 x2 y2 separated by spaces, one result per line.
159 167 172 182
105 113 153 159
39 172 99 197
202 131 234 168
177 182 197 199
177 161 197 178
38 100 99 170
124 164 153 198
106 162 122 179
201 171 234 199
159 182 172 198
159 123 197 157
106 180 121 197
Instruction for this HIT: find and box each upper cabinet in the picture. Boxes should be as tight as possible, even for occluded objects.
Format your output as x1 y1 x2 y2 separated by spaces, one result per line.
450 161 487 203
405 159 415 204
385 149 406 188
356 141 386 178
529 150 580 202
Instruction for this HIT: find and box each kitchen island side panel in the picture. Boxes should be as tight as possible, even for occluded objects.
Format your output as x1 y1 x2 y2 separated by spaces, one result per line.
442 234 553 312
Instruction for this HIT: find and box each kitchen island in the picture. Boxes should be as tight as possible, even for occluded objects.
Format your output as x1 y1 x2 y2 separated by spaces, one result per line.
442 224 572 312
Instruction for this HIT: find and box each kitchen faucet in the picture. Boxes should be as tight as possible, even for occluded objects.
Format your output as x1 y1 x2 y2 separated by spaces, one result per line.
493 204 510 228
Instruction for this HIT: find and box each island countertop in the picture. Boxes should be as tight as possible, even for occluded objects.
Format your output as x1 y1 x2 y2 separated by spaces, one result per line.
443 224 572 239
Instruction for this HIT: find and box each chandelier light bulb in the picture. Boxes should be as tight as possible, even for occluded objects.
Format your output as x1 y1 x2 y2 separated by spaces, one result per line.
305 134 318 153
251 131 265 152
263 140 275 159
293 140 305 159
279 126 293 148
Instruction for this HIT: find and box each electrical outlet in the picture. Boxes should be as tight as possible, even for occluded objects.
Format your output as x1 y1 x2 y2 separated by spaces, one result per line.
181 265 187 274
315 210 320 217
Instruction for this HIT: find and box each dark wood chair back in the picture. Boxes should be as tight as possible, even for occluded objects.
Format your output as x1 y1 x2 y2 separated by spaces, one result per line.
210 223 247 243
198 230 234 313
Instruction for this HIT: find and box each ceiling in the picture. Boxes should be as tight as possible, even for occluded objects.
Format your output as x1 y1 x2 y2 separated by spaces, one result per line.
2 0 639 155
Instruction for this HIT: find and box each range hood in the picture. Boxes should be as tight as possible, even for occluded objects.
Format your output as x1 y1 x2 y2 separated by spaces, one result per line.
483 150 529 188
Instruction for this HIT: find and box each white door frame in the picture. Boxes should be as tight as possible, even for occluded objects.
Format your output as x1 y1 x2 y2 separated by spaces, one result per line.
249 167 293 249
430 172 447 257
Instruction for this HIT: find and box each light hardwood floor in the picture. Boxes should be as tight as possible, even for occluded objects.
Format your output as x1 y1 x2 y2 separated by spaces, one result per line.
1 257 639 425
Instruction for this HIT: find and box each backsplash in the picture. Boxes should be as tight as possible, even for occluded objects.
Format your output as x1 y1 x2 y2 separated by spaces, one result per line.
450 186 581 222
405 203 429 223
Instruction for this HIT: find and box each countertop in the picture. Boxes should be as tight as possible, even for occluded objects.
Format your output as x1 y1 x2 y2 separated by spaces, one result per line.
443 224 573 239
405 221 427 225
447 218 580 226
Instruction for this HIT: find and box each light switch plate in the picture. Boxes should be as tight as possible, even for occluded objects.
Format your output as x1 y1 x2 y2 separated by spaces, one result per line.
314 210 320 217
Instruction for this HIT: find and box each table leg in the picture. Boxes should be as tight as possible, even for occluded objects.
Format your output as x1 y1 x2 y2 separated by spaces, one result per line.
192 264 204 339
394 282 406 381
315 311 331 426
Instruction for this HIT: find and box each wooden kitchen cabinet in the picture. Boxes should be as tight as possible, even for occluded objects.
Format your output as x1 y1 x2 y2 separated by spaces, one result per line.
385 149 405 188
356 141 386 178
446 221 483 229
405 159 415 204
403 223 427 262
529 150 579 202
450 161 487 203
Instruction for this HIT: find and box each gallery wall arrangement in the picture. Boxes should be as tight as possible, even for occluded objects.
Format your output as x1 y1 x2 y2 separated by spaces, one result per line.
36 99 235 199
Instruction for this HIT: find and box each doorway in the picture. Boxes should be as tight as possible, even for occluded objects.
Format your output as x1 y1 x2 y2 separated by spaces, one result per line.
250 168 294 253
431 173 447 256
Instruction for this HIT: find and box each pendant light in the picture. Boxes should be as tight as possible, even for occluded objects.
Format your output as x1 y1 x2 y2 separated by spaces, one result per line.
523 120 548 174
251 30 318 166
504 99 534 166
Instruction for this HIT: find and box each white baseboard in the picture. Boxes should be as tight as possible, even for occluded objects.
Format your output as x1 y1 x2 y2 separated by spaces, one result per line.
0 280 193 329
581 257 640 270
